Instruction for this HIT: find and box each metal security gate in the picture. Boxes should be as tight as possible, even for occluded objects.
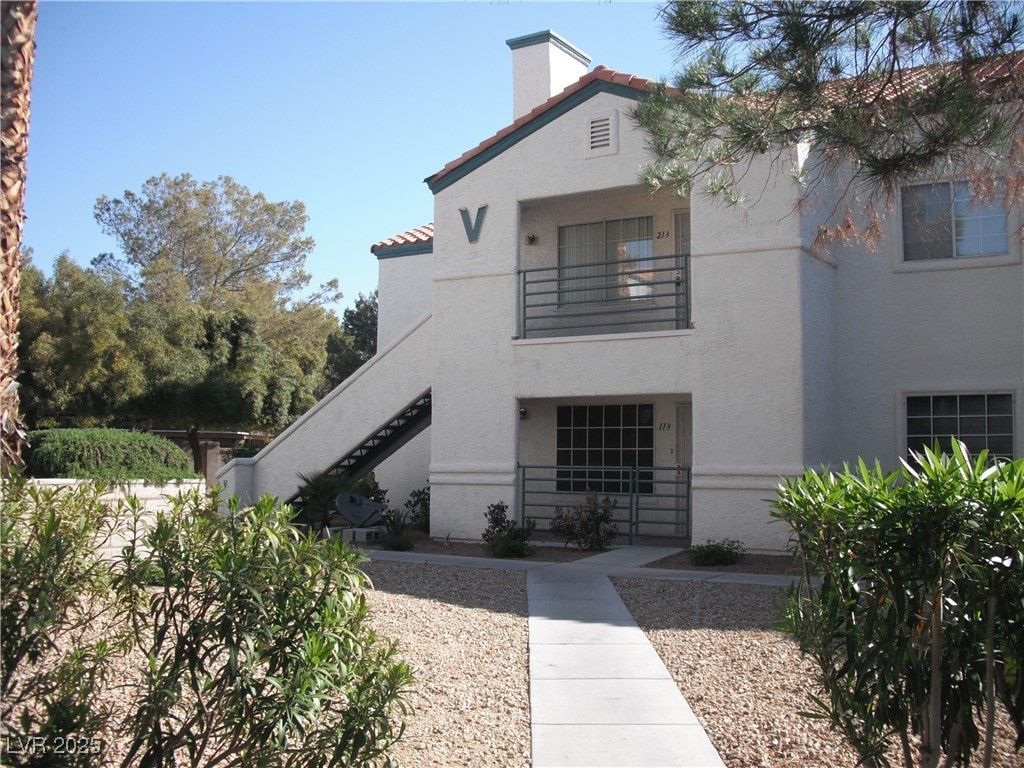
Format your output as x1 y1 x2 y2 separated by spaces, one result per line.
519 463 692 544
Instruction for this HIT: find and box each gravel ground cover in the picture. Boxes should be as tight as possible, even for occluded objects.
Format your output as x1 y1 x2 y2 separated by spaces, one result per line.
614 577 1021 768
364 536 799 574
365 556 1019 768
362 560 532 768
11 552 1019 767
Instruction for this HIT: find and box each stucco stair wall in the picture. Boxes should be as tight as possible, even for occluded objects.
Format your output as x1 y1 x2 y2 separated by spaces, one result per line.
217 314 432 507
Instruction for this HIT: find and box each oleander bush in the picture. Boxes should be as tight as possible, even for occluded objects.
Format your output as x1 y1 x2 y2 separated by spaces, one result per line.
1 475 136 765
2 479 413 768
550 489 618 551
772 442 1024 768
482 500 536 558
26 429 197 484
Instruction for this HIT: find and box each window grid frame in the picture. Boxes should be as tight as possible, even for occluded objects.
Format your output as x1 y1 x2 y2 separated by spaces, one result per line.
901 180 1009 263
555 404 655 494
906 392 1015 460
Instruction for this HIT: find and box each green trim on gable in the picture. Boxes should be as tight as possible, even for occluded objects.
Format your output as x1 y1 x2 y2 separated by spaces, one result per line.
374 242 433 260
425 80 645 195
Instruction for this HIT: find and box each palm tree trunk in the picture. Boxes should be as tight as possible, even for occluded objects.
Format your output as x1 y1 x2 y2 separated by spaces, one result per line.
1 1 37 475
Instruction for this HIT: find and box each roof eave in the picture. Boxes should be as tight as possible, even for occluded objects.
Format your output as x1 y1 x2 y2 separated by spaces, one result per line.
425 76 652 195
373 241 434 260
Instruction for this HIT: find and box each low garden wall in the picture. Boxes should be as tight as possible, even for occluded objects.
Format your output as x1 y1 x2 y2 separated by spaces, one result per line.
28 478 207 560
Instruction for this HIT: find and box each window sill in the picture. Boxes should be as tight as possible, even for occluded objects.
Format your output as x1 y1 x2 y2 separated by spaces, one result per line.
893 251 1020 274
513 327 695 346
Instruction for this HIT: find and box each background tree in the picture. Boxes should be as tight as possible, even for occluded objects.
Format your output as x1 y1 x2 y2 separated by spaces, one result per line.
93 173 339 311
19 254 147 427
634 0 1024 245
323 291 378 394
20 255 340 470
343 290 378 362
20 174 380 463
124 311 278 468
1 1 37 474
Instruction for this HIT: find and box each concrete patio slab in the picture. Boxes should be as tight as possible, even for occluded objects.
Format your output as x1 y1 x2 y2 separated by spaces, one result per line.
575 546 685 568
531 678 700 725
527 566 725 767
530 642 672 680
528 596 636 622
532 724 725 768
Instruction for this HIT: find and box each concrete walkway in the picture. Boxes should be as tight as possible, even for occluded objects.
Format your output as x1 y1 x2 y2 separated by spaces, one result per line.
366 546 796 768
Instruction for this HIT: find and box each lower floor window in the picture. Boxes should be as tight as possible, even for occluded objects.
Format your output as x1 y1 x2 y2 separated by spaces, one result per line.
907 393 1014 459
556 403 654 493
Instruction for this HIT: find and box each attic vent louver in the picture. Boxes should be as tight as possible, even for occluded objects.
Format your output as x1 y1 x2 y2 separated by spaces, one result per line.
590 116 611 150
586 109 618 157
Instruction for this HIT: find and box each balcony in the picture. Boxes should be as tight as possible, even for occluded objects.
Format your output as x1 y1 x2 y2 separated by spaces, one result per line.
520 252 690 339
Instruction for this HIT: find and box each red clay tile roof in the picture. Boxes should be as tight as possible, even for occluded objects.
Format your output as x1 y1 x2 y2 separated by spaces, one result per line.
425 66 658 190
417 50 1022 199
820 51 1024 103
371 223 434 254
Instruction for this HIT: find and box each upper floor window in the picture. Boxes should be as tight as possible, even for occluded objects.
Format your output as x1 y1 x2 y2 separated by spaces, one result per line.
902 180 1008 262
558 216 654 304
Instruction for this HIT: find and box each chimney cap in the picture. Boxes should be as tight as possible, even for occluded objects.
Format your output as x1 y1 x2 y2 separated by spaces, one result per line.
505 30 590 67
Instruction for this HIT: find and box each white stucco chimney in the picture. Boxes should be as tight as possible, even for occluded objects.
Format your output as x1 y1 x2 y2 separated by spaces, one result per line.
506 30 591 120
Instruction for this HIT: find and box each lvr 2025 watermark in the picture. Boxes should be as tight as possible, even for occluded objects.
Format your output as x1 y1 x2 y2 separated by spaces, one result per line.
3 735 104 757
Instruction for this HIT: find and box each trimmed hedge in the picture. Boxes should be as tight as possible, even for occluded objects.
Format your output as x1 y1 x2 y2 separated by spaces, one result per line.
26 429 198 483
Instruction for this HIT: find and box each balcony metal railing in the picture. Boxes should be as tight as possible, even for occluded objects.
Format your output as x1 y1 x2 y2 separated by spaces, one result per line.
519 463 692 544
520 253 690 339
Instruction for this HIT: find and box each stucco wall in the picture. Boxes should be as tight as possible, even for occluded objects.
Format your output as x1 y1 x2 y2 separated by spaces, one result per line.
374 428 430 511
428 91 666 538
426 87 818 549
377 250 433 348
831 212 1023 467
373 71 1021 552
218 314 432 506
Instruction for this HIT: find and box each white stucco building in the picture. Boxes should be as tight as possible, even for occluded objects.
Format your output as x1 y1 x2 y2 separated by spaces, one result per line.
219 31 1022 552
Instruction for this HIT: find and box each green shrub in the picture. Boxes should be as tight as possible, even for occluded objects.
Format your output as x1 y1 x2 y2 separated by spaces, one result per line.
119 492 412 767
482 501 536 558
689 538 745 566
550 489 618 551
295 470 387 532
26 429 196 484
378 507 414 551
296 469 356 531
772 442 1024 767
228 442 262 459
404 486 430 532
1 475 138 764
2 480 413 768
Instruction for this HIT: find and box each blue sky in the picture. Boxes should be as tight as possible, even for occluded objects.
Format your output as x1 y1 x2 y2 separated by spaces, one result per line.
24 1 679 313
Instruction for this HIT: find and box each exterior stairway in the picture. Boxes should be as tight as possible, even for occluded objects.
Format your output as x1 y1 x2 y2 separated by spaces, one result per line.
217 314 432 507
283 390 431 506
